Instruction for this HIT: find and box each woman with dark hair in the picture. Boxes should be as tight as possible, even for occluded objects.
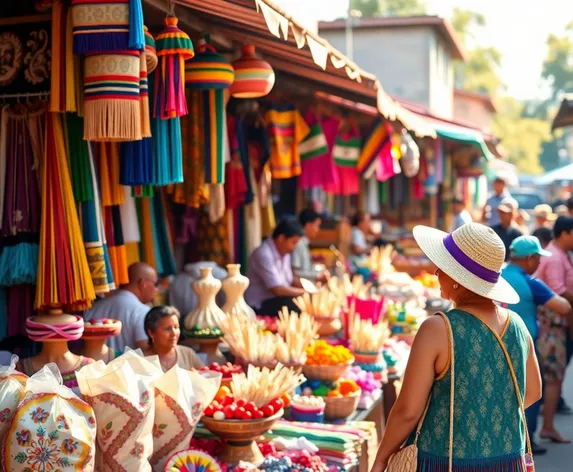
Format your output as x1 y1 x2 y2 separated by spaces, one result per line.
531 227 552 249
143 305 204 372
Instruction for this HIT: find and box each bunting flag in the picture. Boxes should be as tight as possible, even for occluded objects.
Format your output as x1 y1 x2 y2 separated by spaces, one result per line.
356 120 391 179
35 113 95 312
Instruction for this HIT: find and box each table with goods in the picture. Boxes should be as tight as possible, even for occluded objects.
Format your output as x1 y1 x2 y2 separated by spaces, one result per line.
0 252 442 472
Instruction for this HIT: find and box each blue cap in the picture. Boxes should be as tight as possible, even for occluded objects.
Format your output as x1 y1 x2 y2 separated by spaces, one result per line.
510 236 552 258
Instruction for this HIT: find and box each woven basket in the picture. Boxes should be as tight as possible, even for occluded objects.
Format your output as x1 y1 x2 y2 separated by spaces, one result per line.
324 390 361 420
302 359 354 382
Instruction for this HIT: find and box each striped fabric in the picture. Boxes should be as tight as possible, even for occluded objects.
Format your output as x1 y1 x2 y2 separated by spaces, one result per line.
143 25 158 73
299 123 328 162
231 45 274 98
333 136 361 167
83 50 142 141
71 0 144 54
202 90 226 184
356 120 391 178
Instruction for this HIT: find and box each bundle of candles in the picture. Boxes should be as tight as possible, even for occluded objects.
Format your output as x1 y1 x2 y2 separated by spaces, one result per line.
359 245 394 274
293 290 341 319
230 364 306 408
327 274 371 301
348 316 390 353
219 313 314 365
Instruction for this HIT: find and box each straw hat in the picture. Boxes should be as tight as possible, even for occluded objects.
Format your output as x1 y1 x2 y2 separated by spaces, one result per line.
413 222 519 304
533 204 557 220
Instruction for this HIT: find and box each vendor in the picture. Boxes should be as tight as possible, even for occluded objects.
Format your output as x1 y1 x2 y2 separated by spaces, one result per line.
84 262 157 352
291 209 329 283
143 305 204 372
245 219 306 316
350 211 386 257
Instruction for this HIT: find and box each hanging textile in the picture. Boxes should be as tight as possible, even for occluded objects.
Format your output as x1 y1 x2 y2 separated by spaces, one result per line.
226 115 251 207
0 105 43 286
153 17 194 119
71 0 144 54
200 90 227 184
298 110 339 190
51 0 82 113
197 211 230 268
99 142 125 207
151 115 184 185
357 120 391 179
171 90 208 207
143 26 158 74
103 206 128 285
246 118 271 183
83 50 142 142
7 285 35 337
35 113 95 312
136 194 176 277
325 127 361 196
78 142 115 294
265 105 310 179
120 186 141 266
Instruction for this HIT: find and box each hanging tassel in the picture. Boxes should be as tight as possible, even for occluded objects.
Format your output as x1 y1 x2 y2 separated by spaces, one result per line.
128 0 145 50
65 114 93 201
120 139 153 185
132 185 154 198
50 0 66 112
140 50 151 138
201 89 226 184
83 51 142 142
154 17 194 119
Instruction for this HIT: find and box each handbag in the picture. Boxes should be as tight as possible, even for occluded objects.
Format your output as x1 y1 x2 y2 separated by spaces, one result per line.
387 312 455 472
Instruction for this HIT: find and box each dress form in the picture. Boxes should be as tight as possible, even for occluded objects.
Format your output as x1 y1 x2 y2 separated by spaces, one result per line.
222 264 255 319
79 339 112 363
183 266 226 330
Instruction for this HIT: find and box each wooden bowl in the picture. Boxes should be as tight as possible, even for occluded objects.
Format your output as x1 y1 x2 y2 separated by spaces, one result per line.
302 359 354 382
201 409 283 465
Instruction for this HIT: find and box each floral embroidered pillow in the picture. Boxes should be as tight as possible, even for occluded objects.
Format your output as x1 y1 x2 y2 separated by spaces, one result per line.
2 392 96 471
0 364 27 443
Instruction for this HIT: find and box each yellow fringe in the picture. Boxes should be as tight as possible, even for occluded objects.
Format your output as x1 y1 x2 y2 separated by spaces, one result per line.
140 51 151 138
109 143 125 205
49 0 63 112
84 99 142 142
36 113 96 312
125 241 141 267
64 7 76 113
138 198 156 270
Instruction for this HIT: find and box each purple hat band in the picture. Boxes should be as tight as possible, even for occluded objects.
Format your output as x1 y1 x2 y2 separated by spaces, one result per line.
443 234 500 283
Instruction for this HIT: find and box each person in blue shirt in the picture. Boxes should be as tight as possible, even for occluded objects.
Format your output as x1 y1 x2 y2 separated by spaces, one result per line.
502 235 571 454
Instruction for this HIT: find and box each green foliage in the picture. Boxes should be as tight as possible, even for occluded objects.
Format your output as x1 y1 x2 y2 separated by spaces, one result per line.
542 30 573 101
350 0 427 17
492 97 550 174
450 8 485 45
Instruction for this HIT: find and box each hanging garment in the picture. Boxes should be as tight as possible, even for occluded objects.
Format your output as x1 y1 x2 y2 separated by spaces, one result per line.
298 111 339 190
264 105 310 179
197 211 230 268
325 129 361 196
246 118 271 183
227 114 253 205
357 120 392 179
103 206 128 286
0 106 43 287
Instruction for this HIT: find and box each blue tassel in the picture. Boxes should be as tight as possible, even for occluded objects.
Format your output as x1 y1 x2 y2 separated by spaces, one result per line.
0 243 38 286
150 193 176 277
128 0 145 50
120 139 153 185
168 117 183 184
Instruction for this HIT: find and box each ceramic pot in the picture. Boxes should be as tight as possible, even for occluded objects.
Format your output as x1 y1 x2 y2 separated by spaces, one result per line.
183 267 226 330
221 264 256 319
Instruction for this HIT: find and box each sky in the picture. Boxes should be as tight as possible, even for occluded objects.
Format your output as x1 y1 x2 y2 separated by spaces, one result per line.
278 0 573 100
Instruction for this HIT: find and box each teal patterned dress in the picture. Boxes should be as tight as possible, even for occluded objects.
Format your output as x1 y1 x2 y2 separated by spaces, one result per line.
408 309 530 471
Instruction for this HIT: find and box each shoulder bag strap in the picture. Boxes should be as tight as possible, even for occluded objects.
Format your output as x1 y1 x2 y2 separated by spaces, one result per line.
482 309 533 459
413 312 455 472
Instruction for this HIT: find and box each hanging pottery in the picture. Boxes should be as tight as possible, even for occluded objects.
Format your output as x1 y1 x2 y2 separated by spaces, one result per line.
183 267 226 330
230 44 275 98
222 264 255 320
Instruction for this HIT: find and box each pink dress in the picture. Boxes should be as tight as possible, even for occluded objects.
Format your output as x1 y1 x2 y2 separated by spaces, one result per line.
298 110 339 190
325 129 361 195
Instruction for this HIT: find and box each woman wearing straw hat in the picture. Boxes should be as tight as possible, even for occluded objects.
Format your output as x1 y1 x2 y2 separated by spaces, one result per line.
374 223 542 471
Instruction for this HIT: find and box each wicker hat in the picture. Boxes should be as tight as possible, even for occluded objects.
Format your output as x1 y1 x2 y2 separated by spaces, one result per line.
533 204 557 220
413 222 519 304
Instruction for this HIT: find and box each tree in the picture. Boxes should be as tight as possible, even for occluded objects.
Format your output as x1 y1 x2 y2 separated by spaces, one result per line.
492 97 551 174
450 9 502 96
542 26 573 102
350 0 427 18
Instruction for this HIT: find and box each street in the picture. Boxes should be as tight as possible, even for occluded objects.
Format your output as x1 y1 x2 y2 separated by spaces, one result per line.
535 365 573 470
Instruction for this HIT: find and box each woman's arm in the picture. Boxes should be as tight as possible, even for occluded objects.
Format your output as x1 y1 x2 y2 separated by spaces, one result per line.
524 334 542 409
372 316 448 470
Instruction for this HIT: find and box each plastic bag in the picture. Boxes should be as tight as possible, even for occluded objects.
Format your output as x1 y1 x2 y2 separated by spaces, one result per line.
0 355 27 443
150 369 221 471
77 350 163 472
2 363 96 471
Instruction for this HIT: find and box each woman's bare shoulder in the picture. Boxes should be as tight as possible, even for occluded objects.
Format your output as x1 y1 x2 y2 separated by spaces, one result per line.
414 314 449 352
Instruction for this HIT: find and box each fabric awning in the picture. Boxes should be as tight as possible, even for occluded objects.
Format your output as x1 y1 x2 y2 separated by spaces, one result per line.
142 0 436 139
536 163 573 185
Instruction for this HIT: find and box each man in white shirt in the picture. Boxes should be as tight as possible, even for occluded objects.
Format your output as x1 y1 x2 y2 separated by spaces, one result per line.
84 262 158 352
291 209 328 283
